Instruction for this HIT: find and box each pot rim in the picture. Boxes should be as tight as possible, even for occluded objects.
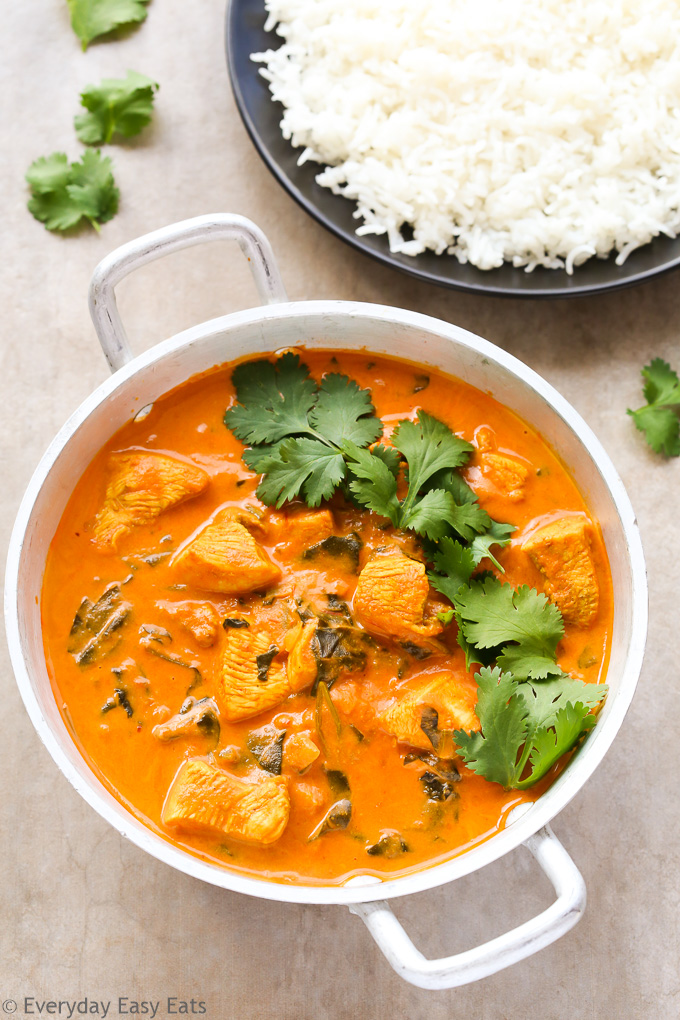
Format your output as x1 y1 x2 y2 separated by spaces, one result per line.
5 298 648 906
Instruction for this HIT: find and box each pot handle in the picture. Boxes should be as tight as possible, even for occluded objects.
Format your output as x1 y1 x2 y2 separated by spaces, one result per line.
348 824 585 990
88 213 288 373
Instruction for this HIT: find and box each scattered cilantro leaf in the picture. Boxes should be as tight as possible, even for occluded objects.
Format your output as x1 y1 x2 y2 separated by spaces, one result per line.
627 358 680 457
454 666 606 789
67 0 150 50
26 150 119 232
75 70 159 145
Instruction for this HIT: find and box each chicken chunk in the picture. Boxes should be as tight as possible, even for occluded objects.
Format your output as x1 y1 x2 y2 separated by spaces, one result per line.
354 549 444 648
93 451 209 551
475 426 529 502
162 759 289 846
481 453 529 502
157 600 221 647
214 620 318 722
269 509 335 549
380 672 480 752
283 732 320 773
172 507 281 594
522 516 599 627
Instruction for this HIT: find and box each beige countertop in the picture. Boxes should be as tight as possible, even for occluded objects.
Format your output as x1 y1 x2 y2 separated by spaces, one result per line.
2 2 679 1017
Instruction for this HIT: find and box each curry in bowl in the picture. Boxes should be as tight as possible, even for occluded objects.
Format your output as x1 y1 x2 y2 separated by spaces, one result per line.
42 351 612 885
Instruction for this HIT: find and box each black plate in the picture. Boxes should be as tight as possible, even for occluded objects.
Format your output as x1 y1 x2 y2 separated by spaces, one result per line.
226 0 680 298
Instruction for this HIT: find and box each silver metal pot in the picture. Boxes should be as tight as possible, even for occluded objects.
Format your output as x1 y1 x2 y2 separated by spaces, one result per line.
5 214 647 990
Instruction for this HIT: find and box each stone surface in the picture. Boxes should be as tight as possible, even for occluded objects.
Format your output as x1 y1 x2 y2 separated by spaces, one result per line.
1 2 678 1017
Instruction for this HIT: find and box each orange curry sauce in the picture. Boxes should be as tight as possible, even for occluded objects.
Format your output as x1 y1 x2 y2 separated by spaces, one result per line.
41 351 613 886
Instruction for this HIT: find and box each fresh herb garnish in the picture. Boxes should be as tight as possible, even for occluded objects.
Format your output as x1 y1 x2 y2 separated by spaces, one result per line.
454 666 606 789
345 411 484 541
26 151 119 232
452 576 565 681
627 357 680 457
75 70 159 144
225 354 382 507
67 0 150 50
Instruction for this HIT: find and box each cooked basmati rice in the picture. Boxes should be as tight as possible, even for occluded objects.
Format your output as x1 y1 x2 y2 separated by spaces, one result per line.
253 0 680 272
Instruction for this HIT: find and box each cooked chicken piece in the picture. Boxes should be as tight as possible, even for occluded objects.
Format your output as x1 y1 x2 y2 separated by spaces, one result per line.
214 620 318 722
481 453 529 501
353 549 444 648
283 732 320 773
162 759 289 846
157 600 221 647
286 619 319 691
152 696 219 743
380 672 480 752
92 451 209 551
270 509 335 549
475 426 529 501
172 507 281 594
522 516 599 627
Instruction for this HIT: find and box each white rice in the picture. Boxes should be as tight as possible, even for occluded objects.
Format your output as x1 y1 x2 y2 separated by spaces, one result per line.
252 0 680 272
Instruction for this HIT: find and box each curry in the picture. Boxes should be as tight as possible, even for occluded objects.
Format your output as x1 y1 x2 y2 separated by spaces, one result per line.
41 351 612 886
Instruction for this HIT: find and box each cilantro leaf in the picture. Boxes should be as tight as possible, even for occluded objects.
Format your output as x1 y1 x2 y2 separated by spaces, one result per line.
67 0 150 50
226 354 318 445
25 153 70 193
454 577 564 680
26 150 119 232
454 668 528 787
425 466 479 506
392 411 474 499
518 703 595 788
454 576 563 652
400 489 463 540
344 442 400 524
256 439 345 508
469 520 515 572
628 404 680 457
370 444 402 476
516 674 606 732
429 538 476 599
75 70 159 145
642 357 680 406
454 667 606 789
310 373 382 447
627 358 680 457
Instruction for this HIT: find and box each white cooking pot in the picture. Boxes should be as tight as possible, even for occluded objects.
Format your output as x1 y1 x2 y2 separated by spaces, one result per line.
5 214 647 990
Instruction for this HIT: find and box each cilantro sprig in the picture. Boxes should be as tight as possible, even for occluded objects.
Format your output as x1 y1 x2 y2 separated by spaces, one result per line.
75 71 159 145
453 576 565 680
454 667 606 789
344 412 490 541
628 358 680 457
224 354 383 507
67 0 150 50
26 151 119 232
